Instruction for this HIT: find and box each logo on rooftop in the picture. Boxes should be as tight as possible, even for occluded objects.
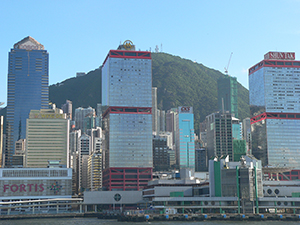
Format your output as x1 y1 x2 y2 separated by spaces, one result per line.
123 40 133 50
264 52 295 60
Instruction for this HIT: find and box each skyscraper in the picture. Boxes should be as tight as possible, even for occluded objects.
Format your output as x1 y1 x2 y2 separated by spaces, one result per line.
5 36 49 167
102 41 153 191
25 109 69 168
176 106 195 170
206 112 233 161
0 116 3 167
217 75 238 118
249 51 300 168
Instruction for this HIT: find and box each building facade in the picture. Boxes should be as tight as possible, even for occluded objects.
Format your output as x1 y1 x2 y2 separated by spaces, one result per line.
101 42 153 191
206 112 233 161
217 75 238 118
74 107 95 131
0 116 3 167
153 135 170 171
25 109 69 168
249 51 300 168
5 36 49 167
176 106 195 170
0 168 72 200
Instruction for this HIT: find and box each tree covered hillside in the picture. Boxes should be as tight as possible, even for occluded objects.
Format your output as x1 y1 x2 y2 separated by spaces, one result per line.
49 52 250 134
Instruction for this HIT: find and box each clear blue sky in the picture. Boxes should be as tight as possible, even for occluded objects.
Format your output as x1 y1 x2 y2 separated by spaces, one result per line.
1 0 300 107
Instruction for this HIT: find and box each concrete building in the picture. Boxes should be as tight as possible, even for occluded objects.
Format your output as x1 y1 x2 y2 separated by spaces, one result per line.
0 168 72 200
25 109 69 168
166 108 178 150
12 139 25 167
242 118 251 154
74 107 95 131
206 112 233 161
0 116 3 167
153 135 171 172
88 139 102 191
61 100 72 120
101 41 153 191
78 133 91 192
5 36 49 167
195 148 208 172
152 87 158 134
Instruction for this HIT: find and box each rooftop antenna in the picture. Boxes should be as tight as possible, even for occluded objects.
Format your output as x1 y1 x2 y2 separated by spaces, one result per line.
224 52 233 75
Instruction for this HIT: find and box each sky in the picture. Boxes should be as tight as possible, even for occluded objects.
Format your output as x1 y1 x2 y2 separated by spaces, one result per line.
1 0 300 107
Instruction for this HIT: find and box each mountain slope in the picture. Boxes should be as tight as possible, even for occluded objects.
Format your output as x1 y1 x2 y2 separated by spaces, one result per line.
49 52 249 134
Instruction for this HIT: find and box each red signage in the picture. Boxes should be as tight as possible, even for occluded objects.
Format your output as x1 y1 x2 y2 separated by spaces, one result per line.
178 106 193 113
264 52 295 60
3 184 44 193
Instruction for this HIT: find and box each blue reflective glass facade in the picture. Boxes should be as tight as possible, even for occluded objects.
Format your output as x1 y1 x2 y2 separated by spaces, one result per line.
249 53 300 168
6 39 49 167
177 111 195 170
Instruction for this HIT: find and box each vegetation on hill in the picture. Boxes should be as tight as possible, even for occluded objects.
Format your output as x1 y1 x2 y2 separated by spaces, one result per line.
152 53 249 133
49 52 249 134
49 68 101 113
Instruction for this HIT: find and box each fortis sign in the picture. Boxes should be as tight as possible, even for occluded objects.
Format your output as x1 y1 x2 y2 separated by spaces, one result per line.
3 183 44 193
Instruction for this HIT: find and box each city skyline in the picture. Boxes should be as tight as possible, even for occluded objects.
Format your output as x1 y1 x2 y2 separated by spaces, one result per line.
1 1 300 106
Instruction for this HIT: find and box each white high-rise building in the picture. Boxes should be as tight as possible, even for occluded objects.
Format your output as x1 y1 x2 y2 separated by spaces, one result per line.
249 51 300 168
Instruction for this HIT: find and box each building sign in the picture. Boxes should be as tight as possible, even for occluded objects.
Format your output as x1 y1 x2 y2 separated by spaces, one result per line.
0 180 70 198
178 106 193 114
123 40 134 50
32 113 65 119
264 52 295 60
3 183 44 193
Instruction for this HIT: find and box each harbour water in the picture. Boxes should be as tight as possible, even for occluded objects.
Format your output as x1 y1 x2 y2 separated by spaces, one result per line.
0 218 300 225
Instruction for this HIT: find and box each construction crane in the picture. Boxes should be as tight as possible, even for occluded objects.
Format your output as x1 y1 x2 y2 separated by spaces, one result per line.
224 52 233 75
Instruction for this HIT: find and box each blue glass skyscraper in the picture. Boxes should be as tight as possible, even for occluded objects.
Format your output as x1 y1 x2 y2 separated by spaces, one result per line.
176 107 195 170
5 36 49 167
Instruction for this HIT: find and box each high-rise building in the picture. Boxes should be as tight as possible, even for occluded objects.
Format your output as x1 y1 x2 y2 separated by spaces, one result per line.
249 51 300 168
195 147 208 172
88 137 102 191
0 116 3 167
160 110 166 132
166 108 178 150
25 109 69 168
12 139 25 167
78 133 91 192
74 107 95 131
206 112 233 161
176 106 195 171
61 100 72 120
153 135 170 171
152 87 158 134
242 118 251 154
5 36 49 167
101 41 153 191
217 75 238 118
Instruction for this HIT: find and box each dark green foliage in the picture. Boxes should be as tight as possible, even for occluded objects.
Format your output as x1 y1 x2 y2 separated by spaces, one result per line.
49 53 249 134
49 68 101 116
152 53 249 134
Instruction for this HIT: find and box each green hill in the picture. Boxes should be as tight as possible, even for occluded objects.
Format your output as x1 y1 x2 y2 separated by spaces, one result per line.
49 52 249 134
